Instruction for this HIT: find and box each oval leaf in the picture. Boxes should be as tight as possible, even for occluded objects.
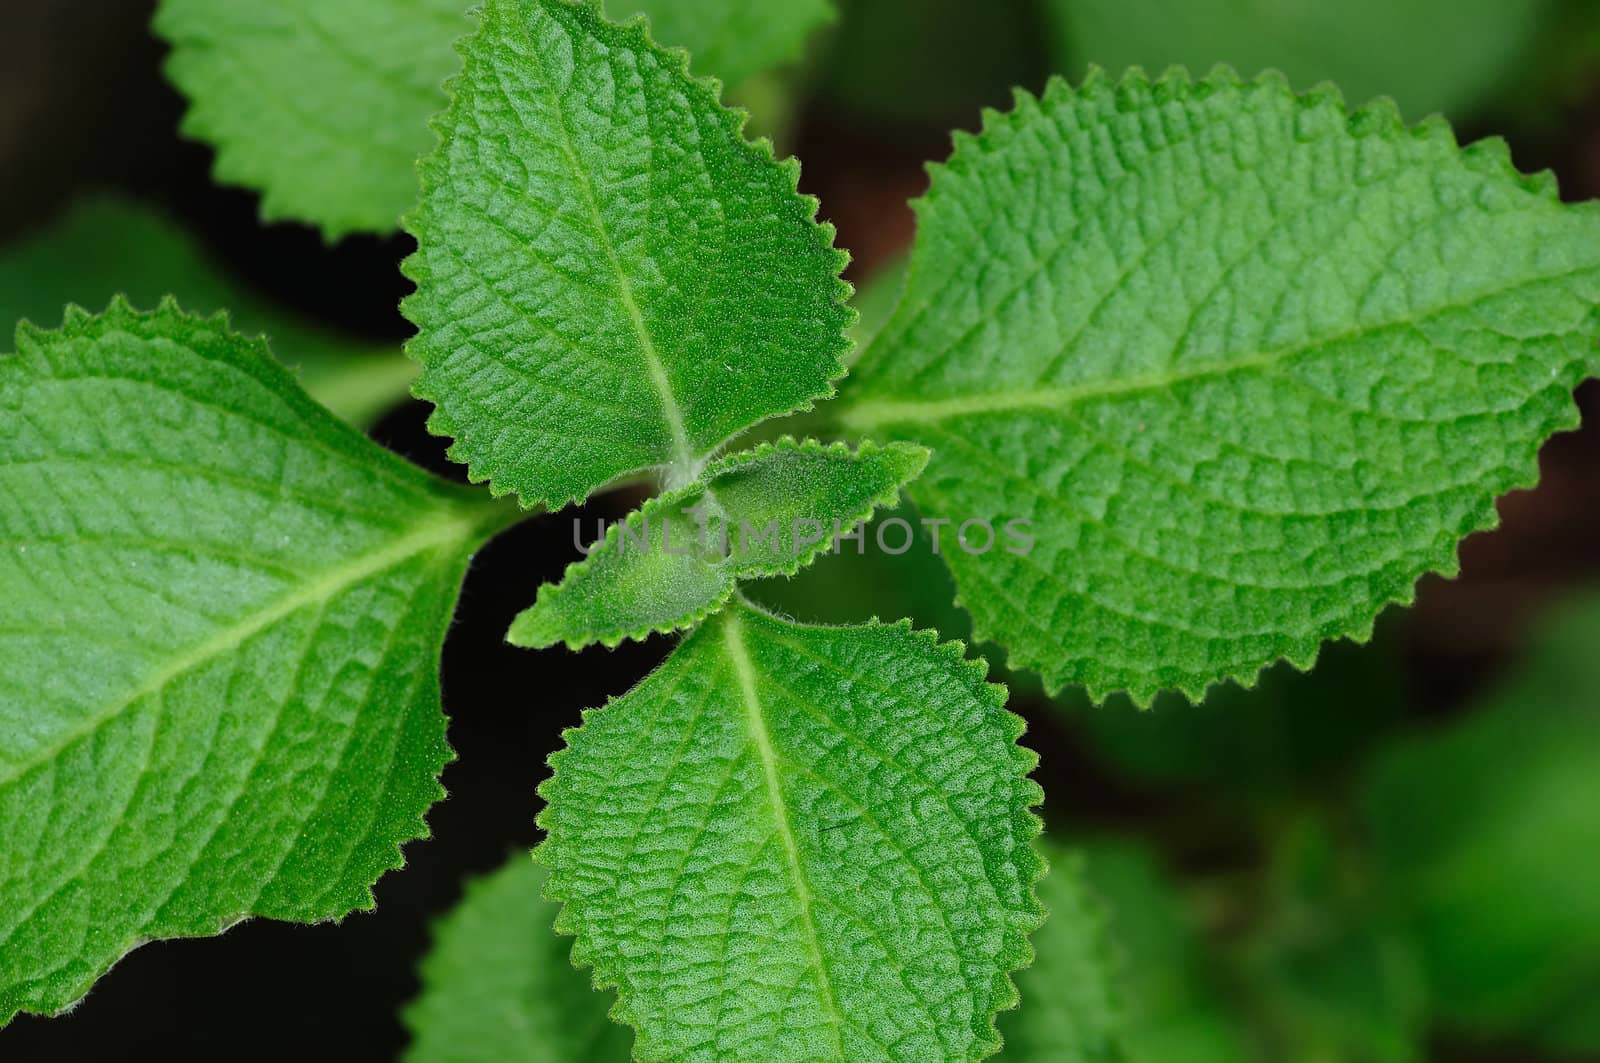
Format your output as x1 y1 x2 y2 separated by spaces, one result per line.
538 604 1043 1061
404 0 852 506
840 70 1600 703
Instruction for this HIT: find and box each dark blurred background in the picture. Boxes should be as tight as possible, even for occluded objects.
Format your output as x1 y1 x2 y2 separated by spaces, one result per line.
3 0 1600 1059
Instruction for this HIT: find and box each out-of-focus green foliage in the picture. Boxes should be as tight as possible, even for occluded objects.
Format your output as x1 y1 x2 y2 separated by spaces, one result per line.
818 0 1044 126
999 846 1122 1060
1363 592 1600 1050
0 198 413 427
154 0 833 237
404 855 632 1062
1066 636 1406 797
846 256 908 356
1045 0 1555 120
1237 819 1427 1062
1079 843 1253 1063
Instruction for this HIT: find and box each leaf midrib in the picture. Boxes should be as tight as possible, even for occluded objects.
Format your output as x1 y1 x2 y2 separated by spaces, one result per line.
720 607 846 1057
840 256 1600 431
0 501 497 788
538 27 696 477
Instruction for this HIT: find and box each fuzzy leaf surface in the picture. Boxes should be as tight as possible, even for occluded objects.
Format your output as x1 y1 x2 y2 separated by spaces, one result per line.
153 0 833 236
509 439 928 649
538 604 1043 1061
0 301 511 1024
404 0 852 507
1045 0 1552 120
840 71 1600 702
403 855 632 1063
0 198 415 427
998 845 1123 1061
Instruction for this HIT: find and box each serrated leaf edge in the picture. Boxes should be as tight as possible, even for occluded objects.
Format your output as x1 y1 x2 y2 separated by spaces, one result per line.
0 295 517 1024
533 604 1045 1062
149 3 451 241
853 64 1599 708
400 0 857 512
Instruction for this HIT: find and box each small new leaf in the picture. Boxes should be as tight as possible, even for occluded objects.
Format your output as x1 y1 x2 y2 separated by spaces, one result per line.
0 300 514 1024
841 69 1600 703
538 604 1043 1062
508 438 929 650
404 0 853 508
403 855 632 1063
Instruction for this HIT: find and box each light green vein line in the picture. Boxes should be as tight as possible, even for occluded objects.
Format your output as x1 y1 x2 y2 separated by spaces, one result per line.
719 607 847 1055
0 501 502 788
839 349 1287 429
541 51 695 478
840 263 1600 431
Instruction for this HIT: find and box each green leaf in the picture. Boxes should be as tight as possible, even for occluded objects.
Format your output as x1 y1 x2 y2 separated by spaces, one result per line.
1044 0 1553 120
509 438 928 649
1079 843 1253 1063
404 0 852 508
998 845 1122 1061
1246 922 1425 1063
0 299 514 1024
0 198 416 427
1241 819 1426 1063
838 70 1600 703
537 603 1043 1061
153 0 471 239
403 855 632 1063
615 0 834 89
1362 593 1600 1044
153 0 834 237
848 256 910 354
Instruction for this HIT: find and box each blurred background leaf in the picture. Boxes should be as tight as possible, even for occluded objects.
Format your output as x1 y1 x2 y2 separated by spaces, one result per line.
0 197 414 426
1363 591 1600 1051
1042 0 1556 120
1079 842 1254 1063
1000 845 1124 1061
